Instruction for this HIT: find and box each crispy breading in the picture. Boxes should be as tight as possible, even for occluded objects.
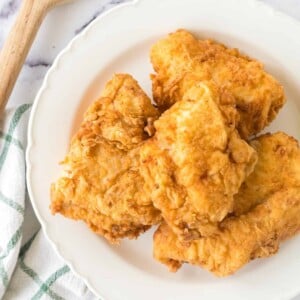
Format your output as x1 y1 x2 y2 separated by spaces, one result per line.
153 132 300 276
234 132 300 215
140 82 257 240
51 74 161 244
151 29 285 138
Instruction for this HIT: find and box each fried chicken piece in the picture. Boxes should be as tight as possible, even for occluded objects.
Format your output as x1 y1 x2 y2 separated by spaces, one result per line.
51 74 161 244
151 29 285 138
153 132 300 276
140 81 257 240
234 132 300 215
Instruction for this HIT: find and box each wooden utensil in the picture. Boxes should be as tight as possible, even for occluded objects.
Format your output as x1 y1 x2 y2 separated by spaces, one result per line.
0 0 73 111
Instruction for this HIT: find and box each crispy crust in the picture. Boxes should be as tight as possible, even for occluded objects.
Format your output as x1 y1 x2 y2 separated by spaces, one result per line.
153 132 300 276
151 29 285 138
234 132 300 215
51 74 161 243
141 82 257 240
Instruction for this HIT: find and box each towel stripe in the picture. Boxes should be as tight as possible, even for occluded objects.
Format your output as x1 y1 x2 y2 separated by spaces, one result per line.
18 232 70 300
0 260 8 288
0 191 25 215
0 227 22 260
19 260 65 300
0 104 31 172
19 231 39 259
31 265 70 300
0 131 23 151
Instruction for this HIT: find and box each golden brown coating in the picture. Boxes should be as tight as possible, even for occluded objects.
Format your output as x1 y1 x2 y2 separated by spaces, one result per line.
51 74 161 244
140 82 257 240
234 132 300 215
154 189 300 277
153 132 300 276
151 29 285 138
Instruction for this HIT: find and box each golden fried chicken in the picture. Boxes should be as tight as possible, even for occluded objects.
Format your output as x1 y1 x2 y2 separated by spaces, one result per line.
140 81 257 240
153 132 300 276
234 132 300 215
151 29 285 138
51 74 161 244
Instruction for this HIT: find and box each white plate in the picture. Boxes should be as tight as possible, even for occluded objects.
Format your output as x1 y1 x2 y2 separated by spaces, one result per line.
26 0 300 299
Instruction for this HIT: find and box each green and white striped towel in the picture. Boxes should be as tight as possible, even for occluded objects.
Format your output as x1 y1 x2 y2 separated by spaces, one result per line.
0 106 97 300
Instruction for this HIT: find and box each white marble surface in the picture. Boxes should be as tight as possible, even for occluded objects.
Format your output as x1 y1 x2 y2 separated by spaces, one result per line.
0 0 299 298
0 0 131 107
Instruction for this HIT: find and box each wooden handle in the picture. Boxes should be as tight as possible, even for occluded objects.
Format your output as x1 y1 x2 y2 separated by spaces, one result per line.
0 0 51 111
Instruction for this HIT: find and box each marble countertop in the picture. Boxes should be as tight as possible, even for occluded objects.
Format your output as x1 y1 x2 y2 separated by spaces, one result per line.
0 0 299 299
0 0 131 108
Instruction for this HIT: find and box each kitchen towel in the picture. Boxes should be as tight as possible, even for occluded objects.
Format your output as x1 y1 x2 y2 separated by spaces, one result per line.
0 106 97 300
